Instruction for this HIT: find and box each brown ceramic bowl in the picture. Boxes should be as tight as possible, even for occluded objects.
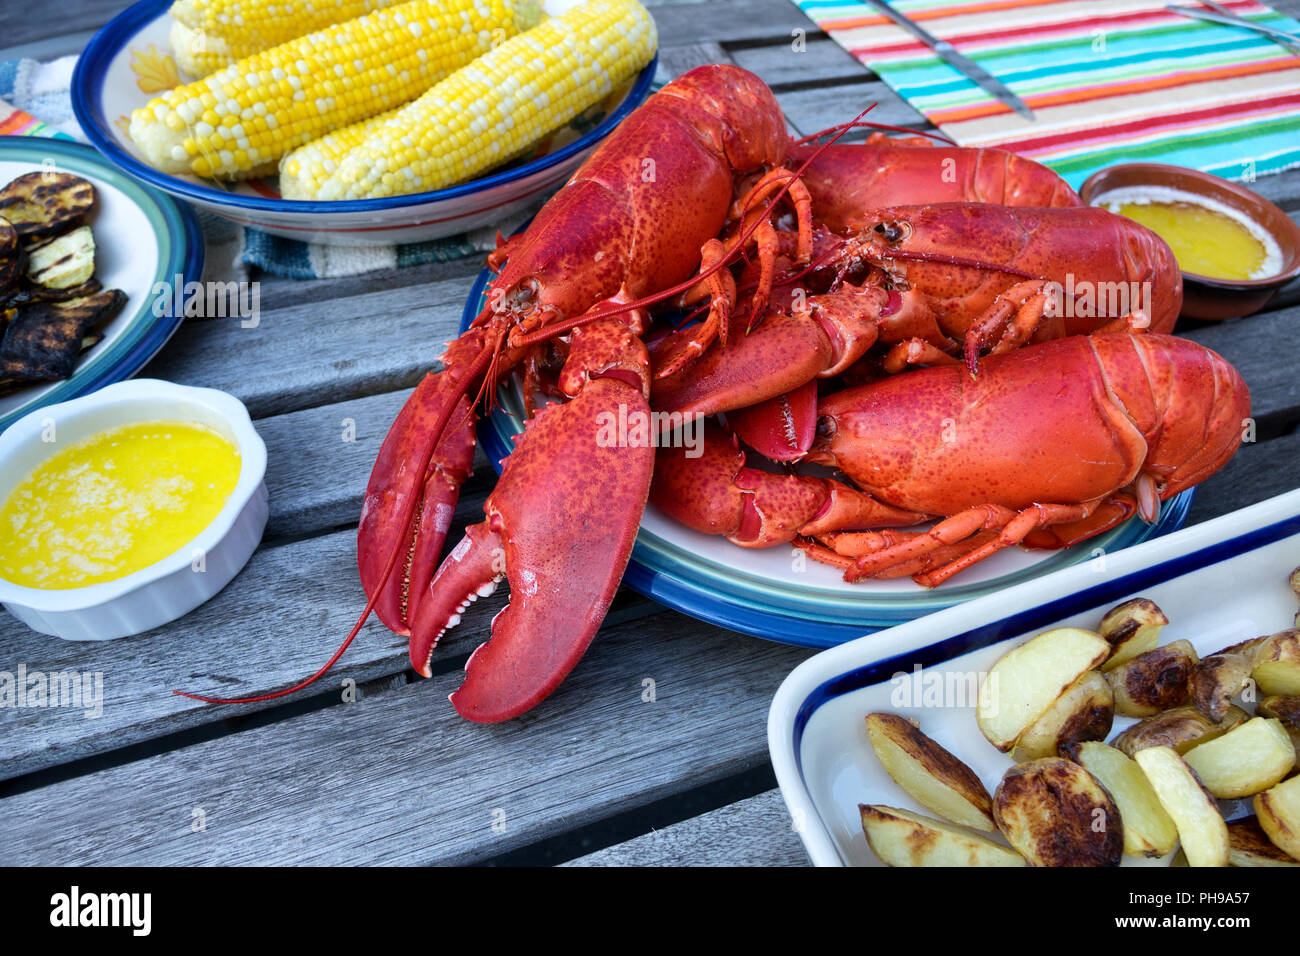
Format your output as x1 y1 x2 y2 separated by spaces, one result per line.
1080 163 1300 321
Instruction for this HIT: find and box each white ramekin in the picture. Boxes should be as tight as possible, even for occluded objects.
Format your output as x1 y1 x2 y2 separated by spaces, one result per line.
0 379 268 640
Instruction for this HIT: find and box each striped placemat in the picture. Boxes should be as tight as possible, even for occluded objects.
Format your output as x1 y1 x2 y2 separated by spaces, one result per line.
795 0 1300 188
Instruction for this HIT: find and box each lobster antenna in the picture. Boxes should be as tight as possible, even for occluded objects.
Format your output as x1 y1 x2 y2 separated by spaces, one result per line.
510 102 880 350
792 120 956 147
174 340 500 706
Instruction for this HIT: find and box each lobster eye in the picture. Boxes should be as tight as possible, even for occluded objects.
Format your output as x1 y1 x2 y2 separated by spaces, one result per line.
873 220 911 244
815 414 837 442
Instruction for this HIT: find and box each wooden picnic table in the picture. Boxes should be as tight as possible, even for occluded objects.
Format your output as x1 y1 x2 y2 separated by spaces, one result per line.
1 0 1299 867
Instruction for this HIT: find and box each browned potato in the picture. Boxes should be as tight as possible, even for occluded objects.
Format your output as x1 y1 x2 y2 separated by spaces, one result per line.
864 714 996 831
1011 671 1113 761
1258 695 1300 762
1227 816 1300 867
977 627 1110 752
1099 598 1168 672
1255 775 1300 862
1106 640 1198 717
1192 636 1266 722
1182 717 1295 799
859 805 1024 867
1111 705 1248 756
993 758 1122 866
1252 629 1300 697
1065 741 1178 857
1134 746 1229 867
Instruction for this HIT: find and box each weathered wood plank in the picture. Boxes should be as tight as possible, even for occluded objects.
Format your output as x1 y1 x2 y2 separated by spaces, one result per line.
565 788 809 865
1188 426 1300 527
730 36 873 88
0 507 663 781
654 0 815 49
1181 301 1300 430
775 81 928 137
141 276 471 419
0 611 814 865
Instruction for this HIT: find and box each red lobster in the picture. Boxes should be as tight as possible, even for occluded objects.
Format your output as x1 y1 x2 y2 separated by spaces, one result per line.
652 333 1249 586
354 64 807 722
176 65 1184 724
652 202 1183 461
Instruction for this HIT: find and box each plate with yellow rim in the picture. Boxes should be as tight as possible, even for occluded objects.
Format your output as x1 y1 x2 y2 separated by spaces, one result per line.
460 266 1195 650
70 0 658 246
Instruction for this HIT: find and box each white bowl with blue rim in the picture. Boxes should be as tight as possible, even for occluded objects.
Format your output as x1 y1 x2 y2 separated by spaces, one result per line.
768 489 1300 866
0 379 268 641
70 0 658 247
0 136 202 434
460 269 1193 647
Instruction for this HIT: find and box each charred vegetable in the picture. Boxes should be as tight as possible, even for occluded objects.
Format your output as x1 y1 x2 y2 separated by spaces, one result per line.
0 288 125 384
0 172 96 239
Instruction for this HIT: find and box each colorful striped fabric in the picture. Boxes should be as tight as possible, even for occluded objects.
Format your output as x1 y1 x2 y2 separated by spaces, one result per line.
0 100 75 140
794 0 1300 188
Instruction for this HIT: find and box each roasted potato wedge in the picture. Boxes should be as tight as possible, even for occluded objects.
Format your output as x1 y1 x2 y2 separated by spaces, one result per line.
1258 695 1300 762
864 714 996 831
1252 629 1300 697
859 805 1024 867
1134 746 1229 867
1012 671 1113 761
993 758 1122 866
1227 816 1300 867
1111 704 1248 756
1099 598 1168 672
1192 636 1266 721
1254 775 1300 862
25 225 94 290
1065 741 1178 857
977 627 1110 752
1183 717 1295 799
1106 639 1198 717
0 172 95 239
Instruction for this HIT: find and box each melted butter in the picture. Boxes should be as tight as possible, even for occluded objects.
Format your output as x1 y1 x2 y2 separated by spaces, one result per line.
0 421 241 589
1095 185 1282 281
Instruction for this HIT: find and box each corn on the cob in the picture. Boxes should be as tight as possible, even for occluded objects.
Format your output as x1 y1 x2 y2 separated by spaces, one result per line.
170 0 408 77
279 109 401 199
130 0 543 180
299 0 656 200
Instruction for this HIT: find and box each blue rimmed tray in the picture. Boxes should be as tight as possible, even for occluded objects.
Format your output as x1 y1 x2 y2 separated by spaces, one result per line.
769 489 1300 866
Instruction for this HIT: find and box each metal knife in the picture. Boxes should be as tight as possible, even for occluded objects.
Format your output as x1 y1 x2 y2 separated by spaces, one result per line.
860 0 1035 120
1166 4 1300 58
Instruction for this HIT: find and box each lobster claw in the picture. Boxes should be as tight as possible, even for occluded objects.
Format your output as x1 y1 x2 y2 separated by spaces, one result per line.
357 331 487 635
409 377 655 722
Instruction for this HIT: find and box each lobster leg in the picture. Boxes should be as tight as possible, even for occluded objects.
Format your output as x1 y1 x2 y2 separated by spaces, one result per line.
410 319 655 722
843 500 1100 586
652 284 893 424
651 422 926 547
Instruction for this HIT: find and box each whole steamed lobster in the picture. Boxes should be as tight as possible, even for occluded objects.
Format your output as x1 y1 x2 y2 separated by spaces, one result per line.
178 65 1248 723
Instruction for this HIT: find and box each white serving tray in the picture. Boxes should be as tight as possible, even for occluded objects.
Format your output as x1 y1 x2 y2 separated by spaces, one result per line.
769 489 1300 866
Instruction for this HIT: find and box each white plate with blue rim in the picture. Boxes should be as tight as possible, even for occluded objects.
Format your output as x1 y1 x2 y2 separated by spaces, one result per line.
769 488 1300 866
70 0 658 246
461 267 1194 648
0 136 202 434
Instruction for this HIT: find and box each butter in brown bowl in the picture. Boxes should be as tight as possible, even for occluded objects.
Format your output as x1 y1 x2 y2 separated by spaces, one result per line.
1080 163 1300 321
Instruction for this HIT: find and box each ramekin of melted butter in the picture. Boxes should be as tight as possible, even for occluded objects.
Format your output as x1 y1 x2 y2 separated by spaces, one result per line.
1094 185 1283 282
0 421 241 590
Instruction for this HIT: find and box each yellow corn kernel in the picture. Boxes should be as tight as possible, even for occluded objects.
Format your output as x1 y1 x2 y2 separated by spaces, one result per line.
170 0 408 77
314 0 657 200
131 0 543 180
